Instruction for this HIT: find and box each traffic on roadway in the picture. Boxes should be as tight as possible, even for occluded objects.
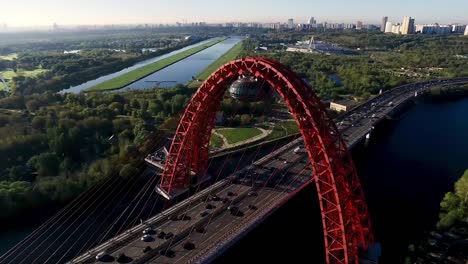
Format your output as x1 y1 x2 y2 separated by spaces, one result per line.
70 77 468 264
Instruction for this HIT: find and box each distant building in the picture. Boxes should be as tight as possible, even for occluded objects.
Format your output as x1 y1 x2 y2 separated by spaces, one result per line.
401 16 415 35
308 17 316 25
330 100 358 112
287 18 294 29
451 24 466 34
415 24 452 34
265 22 281 29
465 26 468 36
384 21 393 33
287 36 356 55
381 16 388 32
391 23 401 34
356 21 363 30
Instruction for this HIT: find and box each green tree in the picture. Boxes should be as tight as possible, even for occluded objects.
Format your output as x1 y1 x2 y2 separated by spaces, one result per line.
31 116 46 130
438 169 468 229
131 99 140 109
25 99 41 112
8 166 33 182
119 164 136 179
240 114 252 126
27 152 60 177
87 159 112 182
109 102 123 114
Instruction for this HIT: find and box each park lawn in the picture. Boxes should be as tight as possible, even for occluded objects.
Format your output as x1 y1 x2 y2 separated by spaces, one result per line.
217 127 262 145
2 69 47 78
0 53 18 61
0 68 48 90
265 120 299 140
210 133 224 148
188 41 243 88
87 37 228 92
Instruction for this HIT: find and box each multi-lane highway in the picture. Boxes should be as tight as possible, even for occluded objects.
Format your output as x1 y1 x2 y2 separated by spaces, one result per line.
70 77 468 264
339 77 468 148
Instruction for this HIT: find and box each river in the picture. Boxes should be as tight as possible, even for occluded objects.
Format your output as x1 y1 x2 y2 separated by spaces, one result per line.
216 97 468 264
1 97 468 263
61 36 242 93
119 36 242 91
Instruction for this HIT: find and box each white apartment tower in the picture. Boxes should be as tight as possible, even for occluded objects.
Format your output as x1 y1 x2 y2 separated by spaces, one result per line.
288 18 294 29
384 21 393 33
401 16 415 35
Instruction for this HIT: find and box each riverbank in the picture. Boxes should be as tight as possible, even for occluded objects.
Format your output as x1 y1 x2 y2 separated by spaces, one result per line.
86 37 228 92
429 84 468 100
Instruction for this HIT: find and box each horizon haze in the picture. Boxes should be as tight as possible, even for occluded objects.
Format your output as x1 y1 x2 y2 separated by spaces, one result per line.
2 0 468 28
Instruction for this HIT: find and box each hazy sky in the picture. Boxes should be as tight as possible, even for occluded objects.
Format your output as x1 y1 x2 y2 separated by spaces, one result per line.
3 0 468 27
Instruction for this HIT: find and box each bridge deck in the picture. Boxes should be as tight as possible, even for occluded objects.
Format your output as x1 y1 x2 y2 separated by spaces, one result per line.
70 77 468 264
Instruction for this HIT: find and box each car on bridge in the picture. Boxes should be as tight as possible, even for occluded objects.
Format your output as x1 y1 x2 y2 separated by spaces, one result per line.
141 234 153 242
95 251 111 261
142 227 155 235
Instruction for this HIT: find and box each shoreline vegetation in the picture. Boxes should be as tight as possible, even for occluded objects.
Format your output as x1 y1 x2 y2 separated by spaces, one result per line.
429 84 468 100
86 37 228 92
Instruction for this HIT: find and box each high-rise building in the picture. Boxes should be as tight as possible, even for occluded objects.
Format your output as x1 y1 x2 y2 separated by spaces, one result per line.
401 16 415 35
384 21 393 33
288 19 294 29
392 23 401 34
308 17 316 25
381 16 388 32
464 26 468 36
356 21 363 30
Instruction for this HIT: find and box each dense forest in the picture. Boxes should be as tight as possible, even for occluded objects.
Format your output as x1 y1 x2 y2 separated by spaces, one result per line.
0 84 271 221
0 85 190 220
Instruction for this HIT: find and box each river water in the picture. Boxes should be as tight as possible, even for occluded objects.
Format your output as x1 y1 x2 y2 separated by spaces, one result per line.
119 36 242 91
61 37 242 94
1 97 468 263
216 97 468 264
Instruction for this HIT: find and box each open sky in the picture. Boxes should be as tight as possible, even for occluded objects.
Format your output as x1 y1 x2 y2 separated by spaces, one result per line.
3 0 468 27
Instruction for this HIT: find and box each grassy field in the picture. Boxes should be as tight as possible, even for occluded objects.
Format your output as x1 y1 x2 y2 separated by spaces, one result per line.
265 120 299 141
188 41 243 88
2 69 47 78
0 69 48 91
217 128 262 145
87 37 228 92
0 53 18 61
210 133 224 148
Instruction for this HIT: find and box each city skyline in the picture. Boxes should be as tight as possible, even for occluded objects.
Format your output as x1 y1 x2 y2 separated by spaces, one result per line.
2 0 468 28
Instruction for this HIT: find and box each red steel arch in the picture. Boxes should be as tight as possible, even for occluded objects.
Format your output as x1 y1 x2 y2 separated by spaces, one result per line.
160 57 372 264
